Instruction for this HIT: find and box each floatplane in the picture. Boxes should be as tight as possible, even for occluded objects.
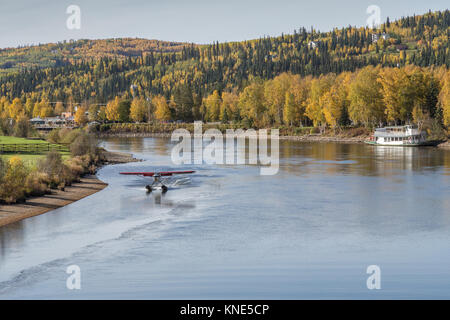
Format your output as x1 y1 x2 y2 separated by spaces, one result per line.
120 170 195 193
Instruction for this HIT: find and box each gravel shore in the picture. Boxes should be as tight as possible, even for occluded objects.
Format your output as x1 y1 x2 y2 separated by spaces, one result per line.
0 150 140 227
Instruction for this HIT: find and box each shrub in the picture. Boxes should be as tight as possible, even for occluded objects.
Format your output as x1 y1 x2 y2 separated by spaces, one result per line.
14 115 32 138
0 117 13 136
65 157 86 179
47 129 61 144
310 127 320 134
37 151 65 189
61 165 77 186
424 118 447 140
0 157 7 183
25 171 50 196
70 133 98 157
0 157 29 203
60 128 84 144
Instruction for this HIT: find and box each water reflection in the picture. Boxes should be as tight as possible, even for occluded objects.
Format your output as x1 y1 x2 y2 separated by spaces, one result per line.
279 141 450 177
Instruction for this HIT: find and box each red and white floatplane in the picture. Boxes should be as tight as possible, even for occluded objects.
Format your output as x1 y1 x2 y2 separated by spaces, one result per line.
120 170 195 193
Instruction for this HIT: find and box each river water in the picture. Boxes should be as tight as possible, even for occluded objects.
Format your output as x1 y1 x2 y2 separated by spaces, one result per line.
0 137 449 299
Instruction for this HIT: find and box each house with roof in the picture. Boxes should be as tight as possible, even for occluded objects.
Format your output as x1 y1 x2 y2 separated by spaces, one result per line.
308 41 319 49
372 33 390 43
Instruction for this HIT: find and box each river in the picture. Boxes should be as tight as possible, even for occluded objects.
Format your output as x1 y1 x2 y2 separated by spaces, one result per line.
0 137 449 299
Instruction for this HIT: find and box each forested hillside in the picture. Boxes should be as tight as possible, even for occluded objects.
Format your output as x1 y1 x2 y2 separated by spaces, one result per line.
0 38 190 75
0 10 449 130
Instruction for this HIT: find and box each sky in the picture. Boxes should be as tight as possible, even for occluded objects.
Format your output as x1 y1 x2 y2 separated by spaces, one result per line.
0 0 448 48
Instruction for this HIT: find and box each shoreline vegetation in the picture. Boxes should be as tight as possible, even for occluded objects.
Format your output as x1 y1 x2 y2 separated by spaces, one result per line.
95 122 449 147
0 149 140 228
0 124 141 227
98 130 369 143
0 176 107 227
99 131 450 148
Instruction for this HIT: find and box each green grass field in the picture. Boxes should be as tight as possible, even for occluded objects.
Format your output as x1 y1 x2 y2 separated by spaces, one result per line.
0 136 70 167
0 136 48 144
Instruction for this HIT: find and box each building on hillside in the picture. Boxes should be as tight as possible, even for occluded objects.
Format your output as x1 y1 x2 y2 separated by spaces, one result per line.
372 33 390 43
308 41 318 49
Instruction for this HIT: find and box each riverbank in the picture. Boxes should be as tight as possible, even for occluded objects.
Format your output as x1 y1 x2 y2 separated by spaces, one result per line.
0 150 140 228
99 132 369 144
0 176 107 227
99 132 450 146
101 149 142 164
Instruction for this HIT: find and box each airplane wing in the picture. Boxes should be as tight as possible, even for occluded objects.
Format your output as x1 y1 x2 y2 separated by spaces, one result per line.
120 171 195 177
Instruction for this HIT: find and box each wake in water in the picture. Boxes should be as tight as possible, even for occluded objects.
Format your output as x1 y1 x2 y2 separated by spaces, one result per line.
0 178 216 298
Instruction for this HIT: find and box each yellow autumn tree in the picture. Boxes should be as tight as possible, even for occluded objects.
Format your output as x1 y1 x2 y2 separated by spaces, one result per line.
264 73 293 125
0 97 9 115
283 91 295 125
74 106 88 125
130 97 148 123
8 98 25 120
0 157 28 203
24 99 34 117
33 100 51 118
105 96 120 121
54 102 65 116
322 72 352 128
305 74 335 127
40 106 54 118
204 90 221 122
238 81 267 127
440 70 450 126
378 67 412 123
349 66 385 126
288 76 311 126
153 95 171 121
220 91 239 123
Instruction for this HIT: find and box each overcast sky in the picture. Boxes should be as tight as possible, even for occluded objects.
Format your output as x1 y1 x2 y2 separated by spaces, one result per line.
0 0 448 48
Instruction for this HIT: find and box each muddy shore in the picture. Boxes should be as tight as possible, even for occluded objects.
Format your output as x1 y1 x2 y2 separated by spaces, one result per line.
0 150 140 228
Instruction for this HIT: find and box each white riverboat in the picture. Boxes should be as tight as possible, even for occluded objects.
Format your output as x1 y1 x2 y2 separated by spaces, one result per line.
365 125 434 146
